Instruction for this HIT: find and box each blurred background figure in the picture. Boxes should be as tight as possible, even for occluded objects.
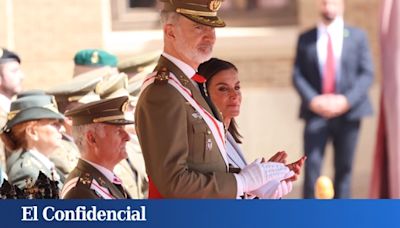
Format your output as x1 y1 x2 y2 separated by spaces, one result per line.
0 48 24 171
370 0 400 198
73 49 119 77
292 0 374 198
0 92 65 189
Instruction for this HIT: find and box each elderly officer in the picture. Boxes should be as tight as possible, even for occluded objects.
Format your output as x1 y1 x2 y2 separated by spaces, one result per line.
60 96 133 199
0 48 25 170
95 73 149 199
135 0 293 198
73 49 119 77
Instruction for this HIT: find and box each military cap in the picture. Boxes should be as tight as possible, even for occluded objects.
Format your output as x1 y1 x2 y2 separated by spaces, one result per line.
47 67 115 113
0 48 21 64
160 0 225 27
118 51 159 75
95 73 129 99
65 96 134 126
74 49 118 67
16 90 46 99
3 92 64 131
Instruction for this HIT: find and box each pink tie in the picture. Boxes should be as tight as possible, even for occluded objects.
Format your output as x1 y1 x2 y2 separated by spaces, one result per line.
322 34 336 94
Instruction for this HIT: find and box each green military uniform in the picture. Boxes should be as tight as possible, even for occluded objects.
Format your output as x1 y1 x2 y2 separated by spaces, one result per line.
1 93 65 189
61 96 134 199
7 150 64 189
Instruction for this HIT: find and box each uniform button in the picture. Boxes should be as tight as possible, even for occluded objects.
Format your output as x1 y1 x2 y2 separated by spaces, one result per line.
206 130 211 135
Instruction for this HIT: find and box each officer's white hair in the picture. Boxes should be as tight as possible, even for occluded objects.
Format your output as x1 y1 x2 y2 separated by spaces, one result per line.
160 11 180 26
72 124 104 153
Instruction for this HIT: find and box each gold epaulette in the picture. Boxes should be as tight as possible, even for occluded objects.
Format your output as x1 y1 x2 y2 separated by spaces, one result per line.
154 67 169 85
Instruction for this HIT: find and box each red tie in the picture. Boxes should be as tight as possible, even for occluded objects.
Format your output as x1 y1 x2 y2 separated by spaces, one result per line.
192 73 207 83
322 34 336 94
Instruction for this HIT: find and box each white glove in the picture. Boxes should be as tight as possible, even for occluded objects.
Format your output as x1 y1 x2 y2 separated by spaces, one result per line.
250 171 294 199
237 160 291 192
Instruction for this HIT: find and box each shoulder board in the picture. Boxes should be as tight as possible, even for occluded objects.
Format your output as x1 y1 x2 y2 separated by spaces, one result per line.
154 67 169 85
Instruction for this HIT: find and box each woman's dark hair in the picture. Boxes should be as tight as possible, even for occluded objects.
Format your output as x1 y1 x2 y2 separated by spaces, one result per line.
198 58 242 143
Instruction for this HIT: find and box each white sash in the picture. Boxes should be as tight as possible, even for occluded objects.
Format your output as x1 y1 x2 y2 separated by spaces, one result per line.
140 72 229 168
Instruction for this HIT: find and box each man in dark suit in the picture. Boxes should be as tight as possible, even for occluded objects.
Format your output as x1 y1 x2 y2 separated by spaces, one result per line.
135 0 292 198
60 96 133 199
292 0 374 198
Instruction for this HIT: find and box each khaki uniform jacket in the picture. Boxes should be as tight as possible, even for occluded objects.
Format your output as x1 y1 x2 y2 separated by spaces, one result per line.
135 55 237 198
62 159 126 199
7 150 64 189
0 108 7 170
48 136 80 178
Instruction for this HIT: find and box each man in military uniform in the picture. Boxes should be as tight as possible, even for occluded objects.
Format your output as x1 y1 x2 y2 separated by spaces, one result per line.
135 0 293 198
60 96 133 199
95 73 149 199
0 48 25 171
73 49 119 77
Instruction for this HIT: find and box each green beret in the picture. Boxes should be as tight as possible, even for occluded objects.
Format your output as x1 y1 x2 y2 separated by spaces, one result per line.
160 0 225 27
65 96 134 126
74 49 118 67
0 48 21 64
3 92 64 131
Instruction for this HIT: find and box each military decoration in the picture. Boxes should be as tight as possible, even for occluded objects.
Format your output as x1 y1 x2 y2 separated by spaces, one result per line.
209 0 222 12
91 51 99 64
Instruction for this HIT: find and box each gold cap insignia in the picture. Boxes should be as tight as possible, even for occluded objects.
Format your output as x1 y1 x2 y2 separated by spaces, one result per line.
209 0 222 12
91 51 99 64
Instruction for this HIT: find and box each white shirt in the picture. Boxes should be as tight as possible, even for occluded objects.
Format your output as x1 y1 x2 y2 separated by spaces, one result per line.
226 138 247 169
0 93 11 112
317 17 344 84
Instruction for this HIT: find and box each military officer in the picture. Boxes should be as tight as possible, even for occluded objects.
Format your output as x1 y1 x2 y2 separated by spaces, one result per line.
1 92 65 189
73 49 119 77
60 96 133 199
95 73 149 199
0 48 25 170
135 0 293 198
46 67 115 177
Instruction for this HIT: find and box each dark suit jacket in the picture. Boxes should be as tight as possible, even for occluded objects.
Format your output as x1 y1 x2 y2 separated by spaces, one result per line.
61 159 126 199
135 55 237 198
293 25 374 120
